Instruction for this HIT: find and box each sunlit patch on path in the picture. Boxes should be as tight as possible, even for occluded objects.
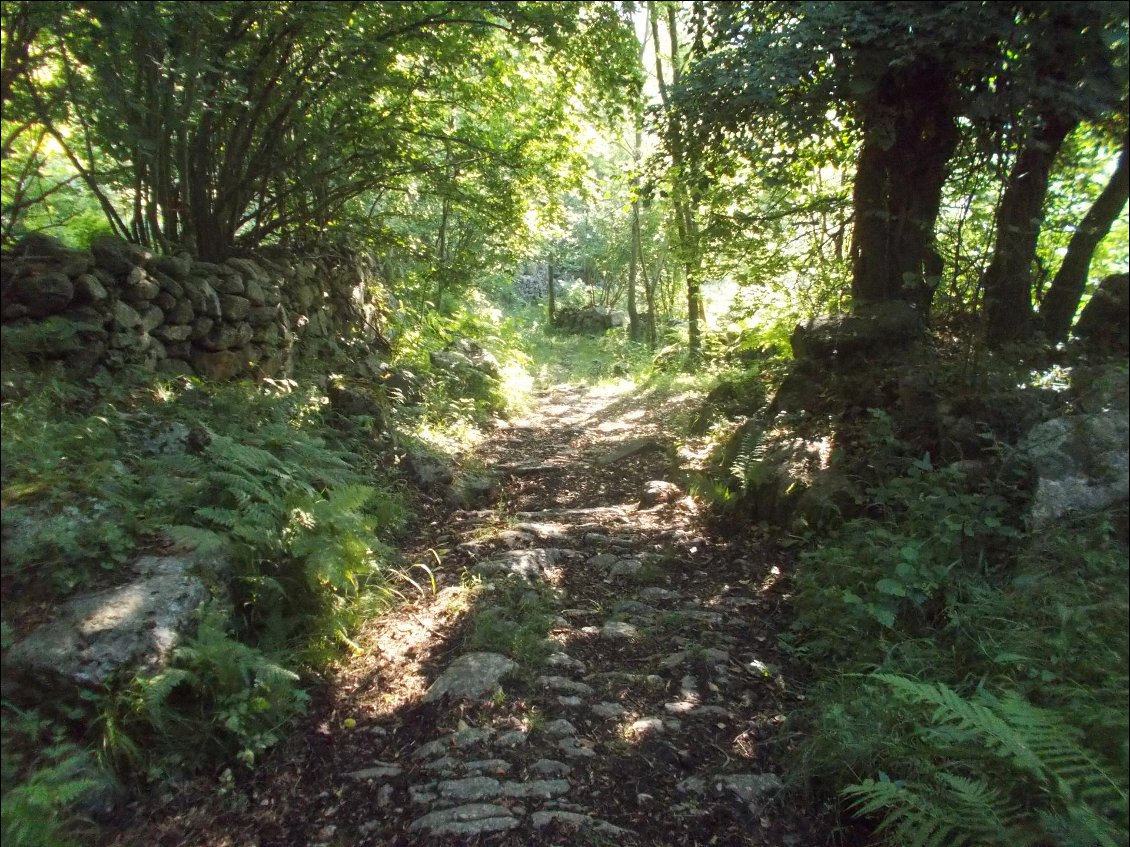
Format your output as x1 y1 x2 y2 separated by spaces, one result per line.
109 379 825 847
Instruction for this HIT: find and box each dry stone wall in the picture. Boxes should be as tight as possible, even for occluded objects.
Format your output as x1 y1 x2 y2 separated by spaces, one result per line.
1 234 390 381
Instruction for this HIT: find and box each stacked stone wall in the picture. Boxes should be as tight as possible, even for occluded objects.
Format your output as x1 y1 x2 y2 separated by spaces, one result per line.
0 235 389 380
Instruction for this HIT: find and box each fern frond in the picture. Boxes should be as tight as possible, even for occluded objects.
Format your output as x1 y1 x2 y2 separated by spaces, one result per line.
164 525 228 555
873 673 1045 776
137 668 195 729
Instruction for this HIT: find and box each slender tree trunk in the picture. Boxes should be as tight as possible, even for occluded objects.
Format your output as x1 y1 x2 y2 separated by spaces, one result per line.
850 60 959 312
651 1 703 361
1040 139 1129 343
983 114 1077 346
627 231 640 340
547 261 556 325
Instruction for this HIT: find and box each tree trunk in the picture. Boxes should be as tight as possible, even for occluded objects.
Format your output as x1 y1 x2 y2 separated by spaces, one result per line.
1040 139 1129 343
651 0 703 362
547 262 556 325
983 114 1077 346
634 182 657 349
850 61 960 313
628 248 640 340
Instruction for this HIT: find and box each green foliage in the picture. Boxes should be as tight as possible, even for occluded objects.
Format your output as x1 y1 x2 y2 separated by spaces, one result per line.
466 581 556 669
2 1 638 258
785 430 1128 845
841 675 1127 847
1 705 108 847
128 609 309 770
1 368 408 835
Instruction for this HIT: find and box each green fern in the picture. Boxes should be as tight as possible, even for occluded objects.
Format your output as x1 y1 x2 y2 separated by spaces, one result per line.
0 742 106 847
843 674 1129 847
730 424 771 493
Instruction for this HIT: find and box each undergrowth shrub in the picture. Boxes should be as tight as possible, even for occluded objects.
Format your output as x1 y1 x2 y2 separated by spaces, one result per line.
1 705 108 847
2 370 408 843
113 608 310 772
785 422 1129 846
781 399 1125 847
841 675 1127 847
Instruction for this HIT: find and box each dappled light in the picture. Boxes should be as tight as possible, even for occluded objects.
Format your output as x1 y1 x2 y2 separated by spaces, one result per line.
2 1 1127 846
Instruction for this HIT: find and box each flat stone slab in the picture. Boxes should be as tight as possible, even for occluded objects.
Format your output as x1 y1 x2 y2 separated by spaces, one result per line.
545 652 587 674
409 803 518 836
714 773 784 814
539 675 594 696
558 736 596 758
588 553 620 569
628 717 665 736
473 548 583 580
531 810 632 836
637 587 679 601
345 763 402 780
424 653 516 704
513 521 572 539
661 648 730 669
595 437 666 466
494 730 528 748
609 558 643 578
414 727 493 759
436 776 501 803
501 778 570 799
601 621 639 640
529 759 572 777
543 719 578 738
591 702 627 719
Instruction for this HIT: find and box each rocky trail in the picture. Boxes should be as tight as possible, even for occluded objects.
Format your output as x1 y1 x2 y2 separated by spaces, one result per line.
113 380 827 847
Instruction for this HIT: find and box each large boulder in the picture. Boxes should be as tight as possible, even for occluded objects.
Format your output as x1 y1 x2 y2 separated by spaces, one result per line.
5 550 228 693
1073 272 1129 354
1022 410 1129 527
402 449 455 493
790 301 923 364
90 235 152 277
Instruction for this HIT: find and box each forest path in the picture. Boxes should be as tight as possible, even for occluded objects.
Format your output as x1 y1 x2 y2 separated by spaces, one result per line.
114 379 824 847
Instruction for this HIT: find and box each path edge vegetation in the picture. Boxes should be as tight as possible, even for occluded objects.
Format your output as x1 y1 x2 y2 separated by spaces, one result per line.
2 2 1129 846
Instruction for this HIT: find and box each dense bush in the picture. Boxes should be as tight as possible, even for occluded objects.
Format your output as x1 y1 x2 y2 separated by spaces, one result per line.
783 412 1129 846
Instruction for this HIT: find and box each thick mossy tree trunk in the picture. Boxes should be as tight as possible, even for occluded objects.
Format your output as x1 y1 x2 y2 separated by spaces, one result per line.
983 114 1077 346
850 61 959 313
1040 139 1129 343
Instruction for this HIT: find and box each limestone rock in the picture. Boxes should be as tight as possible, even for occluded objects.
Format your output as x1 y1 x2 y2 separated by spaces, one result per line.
220 294 251 321
474 547 581 581
1023 410 1129 526
790 301 923 364
600 621 639 640
531 810 630 836
640 479 683 507
346 764 402 780
73 274 108 304
597 437 666 466
713 772 783 815
6 551 227 690
402 450 454 492
408 803 517 836
17 271 74 318
423 652 516 703
191 349 246 381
